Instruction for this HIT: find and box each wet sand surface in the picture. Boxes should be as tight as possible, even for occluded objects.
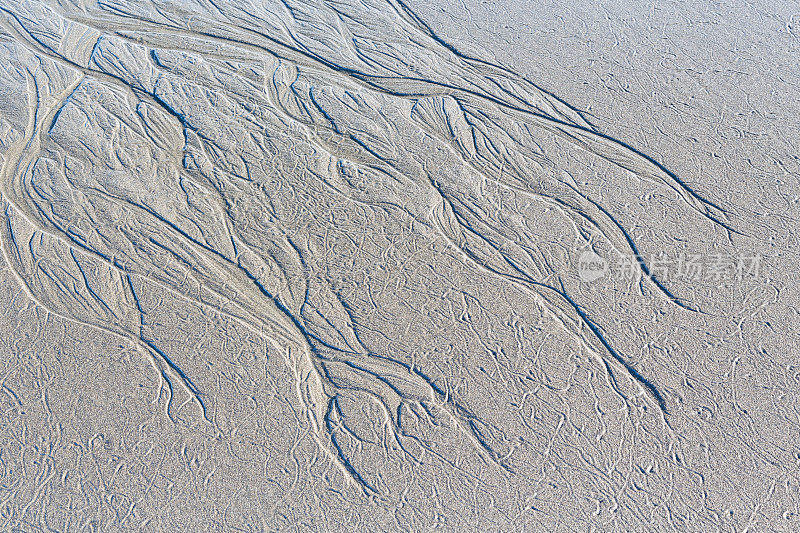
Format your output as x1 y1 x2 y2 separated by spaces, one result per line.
0 0 798 530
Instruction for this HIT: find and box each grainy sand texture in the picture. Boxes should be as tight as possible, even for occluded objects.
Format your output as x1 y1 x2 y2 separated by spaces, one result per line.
0 0 798 530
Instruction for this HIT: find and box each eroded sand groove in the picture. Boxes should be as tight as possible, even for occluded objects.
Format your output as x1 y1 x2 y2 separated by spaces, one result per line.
0 0 737 504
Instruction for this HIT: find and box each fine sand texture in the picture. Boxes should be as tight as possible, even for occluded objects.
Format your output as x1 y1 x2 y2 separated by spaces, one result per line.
0 0 798 530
